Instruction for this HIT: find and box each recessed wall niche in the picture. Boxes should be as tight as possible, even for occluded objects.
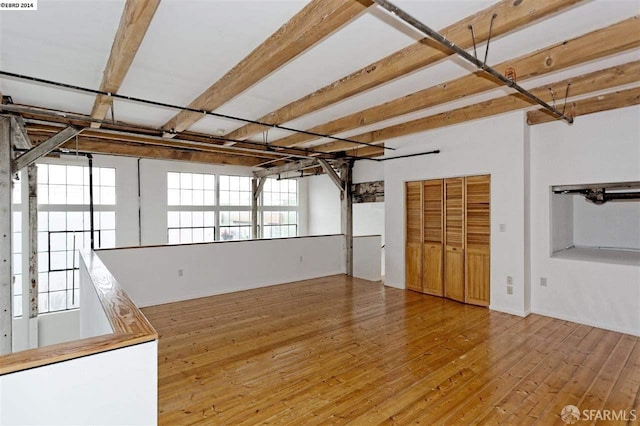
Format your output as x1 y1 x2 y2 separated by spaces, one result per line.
550 181 640 265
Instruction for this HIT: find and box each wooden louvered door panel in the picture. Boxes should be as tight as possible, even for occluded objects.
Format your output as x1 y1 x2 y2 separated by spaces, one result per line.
465 175 491 306
405 181 423 292
444 177 465 302
422 179 443 296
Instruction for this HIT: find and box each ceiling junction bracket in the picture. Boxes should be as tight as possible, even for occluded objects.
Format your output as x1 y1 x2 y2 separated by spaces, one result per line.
468 13 497 64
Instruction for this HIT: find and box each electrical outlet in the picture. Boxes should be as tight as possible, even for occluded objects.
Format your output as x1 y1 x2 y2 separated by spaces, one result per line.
507 286 513 295
506 276 513 285
499 224 506 232
178 268 183 277
540 277 547 287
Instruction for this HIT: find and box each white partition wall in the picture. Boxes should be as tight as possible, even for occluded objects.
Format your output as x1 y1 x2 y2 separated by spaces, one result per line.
0 341 157 426
353 235 382 282
97 235 347 307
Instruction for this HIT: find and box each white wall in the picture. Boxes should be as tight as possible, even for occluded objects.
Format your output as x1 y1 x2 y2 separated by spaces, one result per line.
530 105 640 335
353 235 382 282
385 111 528 316
307 175 341 235
79 257 112 339
97 235 346 307
573 196 640 250
551 193 574 253
0 340 157 426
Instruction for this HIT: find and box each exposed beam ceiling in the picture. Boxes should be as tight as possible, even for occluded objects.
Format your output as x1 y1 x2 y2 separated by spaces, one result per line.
162 0 373 136
90 0 161 128
274 16 640 149
1 1 638 169
335 61 640 153
224 0 583 143
527 86 640 125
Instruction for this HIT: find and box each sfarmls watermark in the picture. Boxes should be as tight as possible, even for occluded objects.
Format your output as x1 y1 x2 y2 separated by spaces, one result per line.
0 1 37 10
561 405 637 424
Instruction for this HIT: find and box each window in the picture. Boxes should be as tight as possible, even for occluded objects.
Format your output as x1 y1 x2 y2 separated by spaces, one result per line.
262 211 298 238
167 211 215 244
261 178 298 238
220 211 251 240
37 164 116 314
219 175 251 206
219 175 252 241
262 178 298 206
165 173 300 243
167 172 216 244
12 176 22 317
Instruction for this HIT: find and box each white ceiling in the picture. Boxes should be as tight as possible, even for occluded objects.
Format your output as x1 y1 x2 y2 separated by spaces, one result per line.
1 0 638 152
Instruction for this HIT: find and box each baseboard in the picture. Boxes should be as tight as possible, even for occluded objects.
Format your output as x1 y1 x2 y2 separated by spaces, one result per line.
489 305 528 317
531 308 640 337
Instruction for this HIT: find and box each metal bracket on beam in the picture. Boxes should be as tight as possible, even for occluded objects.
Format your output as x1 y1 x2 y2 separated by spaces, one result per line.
253 158 319 179
11 126 82 173
318 159 345 192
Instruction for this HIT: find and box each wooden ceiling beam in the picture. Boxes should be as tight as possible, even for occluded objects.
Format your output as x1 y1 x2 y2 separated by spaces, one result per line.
3 105 327 162
527 86 640 125
162 0 372 135
90 0 161 128
224 0 584 142
332 61 640 153
25 136 266 167
274 16 640 149
25 124 281 160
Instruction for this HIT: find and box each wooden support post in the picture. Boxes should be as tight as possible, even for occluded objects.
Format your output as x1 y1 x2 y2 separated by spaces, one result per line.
27 164 37 319
0 116 13 355
339 161 354 276
252 177 266 239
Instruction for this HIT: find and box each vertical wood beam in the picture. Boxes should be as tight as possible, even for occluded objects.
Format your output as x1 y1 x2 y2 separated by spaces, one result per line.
340 161 354 276
0 116 13 354
252 177 266 239
27 164 37 319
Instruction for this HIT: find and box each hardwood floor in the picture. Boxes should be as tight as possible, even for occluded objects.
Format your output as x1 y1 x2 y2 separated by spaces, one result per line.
142 275 640 425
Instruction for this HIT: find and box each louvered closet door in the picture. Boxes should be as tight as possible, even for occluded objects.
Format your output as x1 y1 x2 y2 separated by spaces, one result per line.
422 179 444 296
465 175 490 306
405 181 423 292
444 177 465 302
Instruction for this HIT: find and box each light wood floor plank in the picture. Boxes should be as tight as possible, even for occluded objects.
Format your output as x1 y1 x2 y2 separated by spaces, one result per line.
141 275 639 425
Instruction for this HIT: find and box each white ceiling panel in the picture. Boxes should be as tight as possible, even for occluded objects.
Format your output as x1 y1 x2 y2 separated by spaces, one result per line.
117 0 308 110
0 0 125 113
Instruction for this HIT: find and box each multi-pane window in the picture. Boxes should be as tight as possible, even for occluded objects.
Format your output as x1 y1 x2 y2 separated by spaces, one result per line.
219 175 252 241
167 172 216 244
37 164 116 314
219 175 251 206
165 173 299 243
12 176 22 317
262 178 298 206
261 178 298 238
167 211 215 244
262 211 298 238
220 211 251 240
